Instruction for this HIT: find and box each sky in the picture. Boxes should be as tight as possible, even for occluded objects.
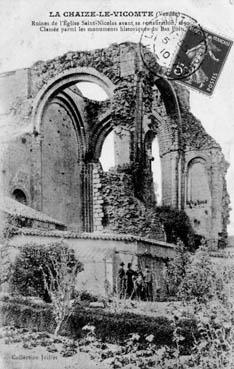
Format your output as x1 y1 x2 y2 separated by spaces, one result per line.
0 0 234 233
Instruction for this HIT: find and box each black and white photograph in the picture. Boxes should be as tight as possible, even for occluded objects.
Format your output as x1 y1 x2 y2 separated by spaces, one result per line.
0 0 234 368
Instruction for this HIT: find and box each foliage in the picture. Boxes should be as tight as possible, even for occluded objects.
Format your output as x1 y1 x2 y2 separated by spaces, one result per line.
66 304 199 349
101 170 164 240
0 244 15 287
76 305 231 369
1 293 232 368
164 240 191 297
101 170 195 247
1 326 78 357
189 301 233 368
0 214 20 240
156 206 196 251
79 290 99 302
39 243 83 335
178 245 225 304
0 296 55 332
10 241 83 304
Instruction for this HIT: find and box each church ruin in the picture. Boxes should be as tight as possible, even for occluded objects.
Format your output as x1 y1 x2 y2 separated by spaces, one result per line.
0 42 230 295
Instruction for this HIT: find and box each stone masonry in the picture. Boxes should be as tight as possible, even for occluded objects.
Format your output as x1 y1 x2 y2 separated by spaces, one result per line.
0 42 230 247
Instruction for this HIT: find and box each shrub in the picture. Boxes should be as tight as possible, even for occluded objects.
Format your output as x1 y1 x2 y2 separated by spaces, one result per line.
0 244 16 288
0 296 55 332
178 245 224 304
65 304 199 350
0 294 202 353
164 239 191 297
79 290 99 302
156 206 195 251
0 214 20 240
10 241 83 303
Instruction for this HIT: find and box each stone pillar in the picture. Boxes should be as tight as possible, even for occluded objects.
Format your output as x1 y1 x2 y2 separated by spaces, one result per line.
210 150 224 245
133 71 145 200
30 133 42 211
93 164 104 232
81 162 94 232
161 151 179 207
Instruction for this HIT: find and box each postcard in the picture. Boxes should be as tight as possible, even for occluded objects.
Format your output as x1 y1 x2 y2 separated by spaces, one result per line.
0 0 234 368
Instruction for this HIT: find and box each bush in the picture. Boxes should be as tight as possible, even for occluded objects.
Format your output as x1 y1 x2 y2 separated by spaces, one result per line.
79 290 99 302
0 297 55 332
9 241 83 303
66 303 199 350
164 239 191 297
0 295 201 352
0 214 20 240
178 245 225 303
156 206 195 251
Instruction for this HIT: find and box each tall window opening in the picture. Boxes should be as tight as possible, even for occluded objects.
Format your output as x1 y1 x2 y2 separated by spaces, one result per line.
152 137 162 205
100 131 115 171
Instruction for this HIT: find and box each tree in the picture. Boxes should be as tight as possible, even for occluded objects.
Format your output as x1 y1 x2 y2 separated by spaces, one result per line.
40 243 83 335
10 241 83 335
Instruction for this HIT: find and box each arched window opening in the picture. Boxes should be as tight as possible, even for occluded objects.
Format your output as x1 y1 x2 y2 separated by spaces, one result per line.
187 158 211 207
152 137 162 205
100 131 115 171
12 189 27 205
76 82 109 101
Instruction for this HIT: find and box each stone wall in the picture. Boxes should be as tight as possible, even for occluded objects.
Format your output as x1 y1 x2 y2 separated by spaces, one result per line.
181 110 230 245
98 166 165 241
0 42 230 246
8 231 175 299
1 135 32 203
92 165 104 232
0 69 30 113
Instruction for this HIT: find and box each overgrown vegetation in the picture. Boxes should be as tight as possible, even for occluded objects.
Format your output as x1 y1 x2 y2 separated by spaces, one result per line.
7 241 83 335
0 214 20 240
165 240 229 305
156 206 196 251
165 240 191 297
0 240 233 368
101 169 196 250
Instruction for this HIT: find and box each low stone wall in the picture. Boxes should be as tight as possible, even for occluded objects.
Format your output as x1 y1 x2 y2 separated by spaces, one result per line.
8 230 175 300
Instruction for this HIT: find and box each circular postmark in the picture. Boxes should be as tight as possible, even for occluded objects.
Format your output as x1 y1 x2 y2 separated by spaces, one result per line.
139 11 207 81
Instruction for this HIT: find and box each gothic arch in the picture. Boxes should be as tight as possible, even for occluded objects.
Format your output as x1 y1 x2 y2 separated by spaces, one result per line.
89 111 113 161
31 67 115 133
155 78 181 123
40 92 84 227
144 80 182 208
47 90 87 160
152 78 182 152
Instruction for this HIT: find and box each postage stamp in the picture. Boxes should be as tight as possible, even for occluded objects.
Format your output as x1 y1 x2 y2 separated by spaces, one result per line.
140 11 233 95
177 29 233 95
140 12 207 80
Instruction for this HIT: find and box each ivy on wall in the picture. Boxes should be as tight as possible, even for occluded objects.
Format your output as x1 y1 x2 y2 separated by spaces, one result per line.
100 168 165 240
100 167 196 249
